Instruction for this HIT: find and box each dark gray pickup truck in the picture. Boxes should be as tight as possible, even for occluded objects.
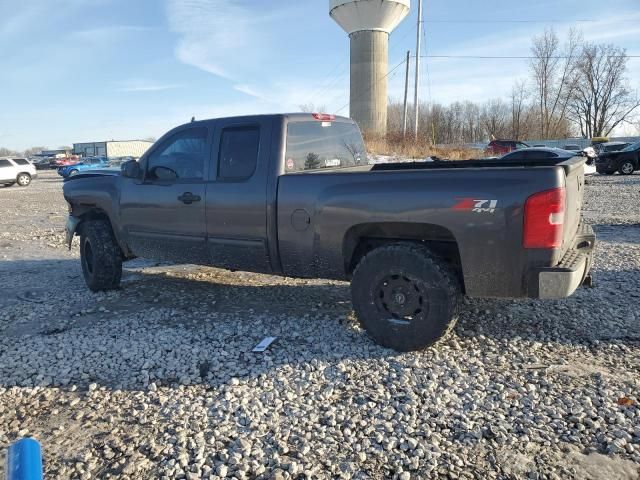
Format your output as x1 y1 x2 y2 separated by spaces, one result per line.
63 113 595 351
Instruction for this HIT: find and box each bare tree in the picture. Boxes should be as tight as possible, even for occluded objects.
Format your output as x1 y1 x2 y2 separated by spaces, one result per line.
0 147 19 157
299 103 328 113
481 99 509 140
510 80 528 140
22 146 47 157
530 29 581 139
569 43 640 138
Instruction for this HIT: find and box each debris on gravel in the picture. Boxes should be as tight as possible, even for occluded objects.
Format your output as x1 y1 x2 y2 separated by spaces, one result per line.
0 171 639 479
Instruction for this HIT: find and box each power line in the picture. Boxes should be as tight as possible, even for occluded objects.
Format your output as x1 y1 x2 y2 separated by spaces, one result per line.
414 54 640 59
422 18 638 24
307 21 417 109
306 55 350 106
334 57 409 115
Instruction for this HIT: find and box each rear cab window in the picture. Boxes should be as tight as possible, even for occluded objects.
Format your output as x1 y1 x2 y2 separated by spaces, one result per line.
218 126 260 180
285 120 366 173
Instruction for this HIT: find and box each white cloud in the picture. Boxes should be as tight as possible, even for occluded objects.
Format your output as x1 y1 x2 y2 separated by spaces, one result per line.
233 84 267 100
166 0 297 80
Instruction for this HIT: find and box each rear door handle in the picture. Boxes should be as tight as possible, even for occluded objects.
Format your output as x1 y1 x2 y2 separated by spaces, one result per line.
178 192 201 205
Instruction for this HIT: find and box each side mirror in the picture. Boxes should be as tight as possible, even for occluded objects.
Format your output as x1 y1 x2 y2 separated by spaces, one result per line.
121 160 141 179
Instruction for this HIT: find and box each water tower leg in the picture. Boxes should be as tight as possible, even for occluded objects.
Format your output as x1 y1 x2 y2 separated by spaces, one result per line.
349 30 389 136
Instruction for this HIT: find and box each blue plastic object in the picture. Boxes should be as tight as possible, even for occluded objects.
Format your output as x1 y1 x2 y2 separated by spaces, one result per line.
5 438 43 480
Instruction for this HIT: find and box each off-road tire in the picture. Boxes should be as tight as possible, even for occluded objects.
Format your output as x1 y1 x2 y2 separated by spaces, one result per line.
619 161 635 175
16 173 31 187
351 243 461 352
80 220 122 292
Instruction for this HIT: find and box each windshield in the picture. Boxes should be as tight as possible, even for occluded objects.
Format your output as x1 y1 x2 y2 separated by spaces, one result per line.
621 141 640 152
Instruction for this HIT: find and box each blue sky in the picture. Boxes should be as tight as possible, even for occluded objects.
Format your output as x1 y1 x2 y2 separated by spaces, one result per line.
1 0 639 150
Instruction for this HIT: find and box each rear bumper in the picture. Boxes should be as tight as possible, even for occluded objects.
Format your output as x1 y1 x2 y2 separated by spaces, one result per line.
531 223 595 299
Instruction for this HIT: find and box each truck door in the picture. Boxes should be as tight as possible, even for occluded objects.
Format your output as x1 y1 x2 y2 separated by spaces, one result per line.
205 117 273 272
119 126 211 264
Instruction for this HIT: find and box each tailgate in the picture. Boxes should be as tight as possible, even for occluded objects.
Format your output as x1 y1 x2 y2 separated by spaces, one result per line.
560 157 586 256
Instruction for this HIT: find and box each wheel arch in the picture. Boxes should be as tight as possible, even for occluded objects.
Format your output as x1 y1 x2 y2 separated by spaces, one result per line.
343 222 465 292
71 207 130 257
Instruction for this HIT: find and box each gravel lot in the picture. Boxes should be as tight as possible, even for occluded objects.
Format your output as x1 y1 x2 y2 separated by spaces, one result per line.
0 170 639 480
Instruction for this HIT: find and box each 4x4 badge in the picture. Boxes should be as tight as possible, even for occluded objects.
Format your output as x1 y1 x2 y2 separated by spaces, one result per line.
453 198 498 213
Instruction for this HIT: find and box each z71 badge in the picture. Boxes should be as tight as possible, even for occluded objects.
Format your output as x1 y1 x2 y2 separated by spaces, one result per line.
453 198 498 213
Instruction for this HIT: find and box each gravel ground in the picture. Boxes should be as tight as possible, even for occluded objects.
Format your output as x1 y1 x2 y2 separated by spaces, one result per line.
0 170 639 480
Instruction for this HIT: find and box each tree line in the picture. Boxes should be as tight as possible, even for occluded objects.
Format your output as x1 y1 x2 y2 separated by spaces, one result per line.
388 29 639 144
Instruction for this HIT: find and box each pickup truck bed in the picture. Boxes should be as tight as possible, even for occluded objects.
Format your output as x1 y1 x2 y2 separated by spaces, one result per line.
63 113 595 351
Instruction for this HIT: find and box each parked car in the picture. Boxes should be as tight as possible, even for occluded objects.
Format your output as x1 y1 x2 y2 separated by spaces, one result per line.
57 157 109 178
50 156 80 169
31 157 53 170
500 147 578 161
0 158 37 187
63 113 595 352
501 147 595 175
484 139 530 156
563 144 582 152
595 141 630 154
596 141 640 175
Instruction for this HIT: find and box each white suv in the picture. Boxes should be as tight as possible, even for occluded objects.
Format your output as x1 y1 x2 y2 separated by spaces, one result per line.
0 158 38 187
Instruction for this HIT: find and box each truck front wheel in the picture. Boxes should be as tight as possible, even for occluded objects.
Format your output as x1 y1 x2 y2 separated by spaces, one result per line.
351 244 461 352
80 220 123 292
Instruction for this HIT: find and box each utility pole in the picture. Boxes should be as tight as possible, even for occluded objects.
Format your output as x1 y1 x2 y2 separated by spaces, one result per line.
402 50 411 137
413 0 423 139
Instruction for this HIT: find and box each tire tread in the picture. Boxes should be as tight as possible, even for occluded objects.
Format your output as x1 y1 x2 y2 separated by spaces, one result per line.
351 243 462 351
81 220 122 291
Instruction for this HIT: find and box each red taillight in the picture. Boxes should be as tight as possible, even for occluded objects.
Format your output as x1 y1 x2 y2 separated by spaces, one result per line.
523 187 566 249
312 113 336 121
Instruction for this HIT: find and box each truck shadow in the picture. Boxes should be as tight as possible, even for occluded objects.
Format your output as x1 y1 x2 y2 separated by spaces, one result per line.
0 256 638 393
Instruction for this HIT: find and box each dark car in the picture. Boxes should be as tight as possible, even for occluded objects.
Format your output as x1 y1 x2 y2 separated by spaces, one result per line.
62 113 594 352
595 141 630 154
563 144 582 152
596 141 640 175
31 157 53 170
485 139 529 156
500 147 580 162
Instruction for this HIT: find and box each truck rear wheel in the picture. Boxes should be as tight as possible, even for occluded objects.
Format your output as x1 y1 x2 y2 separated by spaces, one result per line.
351 244 461 352
80 220 122 292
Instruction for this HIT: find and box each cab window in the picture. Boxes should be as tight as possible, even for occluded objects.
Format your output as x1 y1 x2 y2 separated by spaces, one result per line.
146 128 207 181
285 121 366 172
218 126 260 180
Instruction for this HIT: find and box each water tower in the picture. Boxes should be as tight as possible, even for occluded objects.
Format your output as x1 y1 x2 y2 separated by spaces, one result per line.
330 0 410 136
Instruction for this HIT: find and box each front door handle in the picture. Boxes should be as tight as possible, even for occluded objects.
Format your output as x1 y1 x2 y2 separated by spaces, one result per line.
178 192 201 205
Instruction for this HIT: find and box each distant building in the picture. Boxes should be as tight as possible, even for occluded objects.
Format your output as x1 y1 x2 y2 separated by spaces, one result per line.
73 140 154 159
